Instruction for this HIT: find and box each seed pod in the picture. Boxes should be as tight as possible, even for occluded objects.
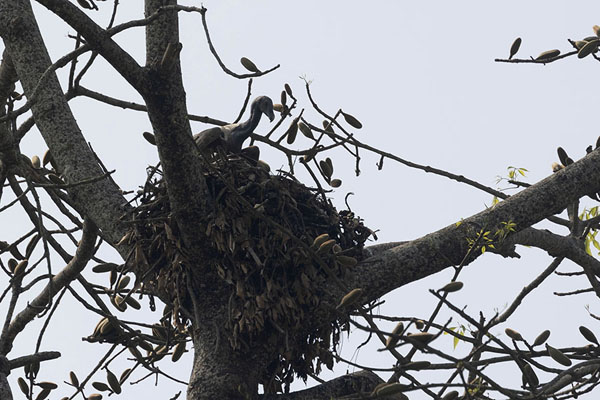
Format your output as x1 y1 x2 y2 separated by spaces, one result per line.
509 37 521 59
8 258 17 273
404 360 431 370
106 369 121 394
385 322 404 349
9 245 25 260
284 83 293 97
124 296 141 310
594 25 600 37
111 295 127 312
42 149 53 167
138 340 153 352
38 382 58 390
414 319 425 330
99 318 115 336
578 39 600 59
535 49 560 61
88 394 103 400
273 103 284 113
143 131 156 145
551 162 563 173
172 341 186 362
557 147 569 166
336 288 364 309
407 332 435 345
546 344 572 366
319 160 333 179
70 371 79 388
92 382 110 392
240 57 259 73
312 233 330 249
128 346 144 362
92 263 118 273
375 383 408 397
533 330 551 346
579 326 599 345
116 275 130 291
575 40 588 50
47 173 65 185
31 155 41 169
119 368 132 384
25 234 40 258
442 391 459 400
317 239 336 254
13 259 28 276
522 363 539 388
329 178 342 188
256 160 270 173
336 255 357 267
35 388 51 400
298 122 314 139
285 119 298 144
18 377 29 395
505 328 524 341
341 111 362 129
325 157 334 174
439 281 463 293
280 90 287 107
322 120 334 133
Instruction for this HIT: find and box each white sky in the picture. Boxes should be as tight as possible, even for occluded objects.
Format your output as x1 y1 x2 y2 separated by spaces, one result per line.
3 1 600 398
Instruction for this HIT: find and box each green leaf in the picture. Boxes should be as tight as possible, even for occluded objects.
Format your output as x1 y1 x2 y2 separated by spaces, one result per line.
453 335 459 349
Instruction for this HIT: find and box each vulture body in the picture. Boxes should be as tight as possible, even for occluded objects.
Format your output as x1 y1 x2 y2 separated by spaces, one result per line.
194 96 275 155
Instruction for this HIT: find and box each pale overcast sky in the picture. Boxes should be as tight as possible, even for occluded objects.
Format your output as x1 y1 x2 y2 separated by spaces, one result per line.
4 1 600 398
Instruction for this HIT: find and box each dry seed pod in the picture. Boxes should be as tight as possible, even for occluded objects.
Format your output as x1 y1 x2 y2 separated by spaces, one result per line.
319 160 333 179
546 344 572 366
322 120 334 133
325 157 334 174
88 394 103 400
9 244 25 260
47 173 65 185
336 255 357 267
172 341 186 362
42 149 52 167
92 263 118 273
575 40 588 50
273 103 284 113
138 340 153 352
509 37 521 59
128 346 144 362
119 368 132 384
317 239 336 254
116 275 130 291
13 259 28 276
124 295 141 310
442 391 459 400
375 383 408 397
404 360 431 370
298 121 314 139
557 147 569 166
31 155 41 169
284 83 293 97
285 119 298 144
329 178 342 188
414 319 425 330
99 318 116 336
70 371 80 388
578 39 600 58
37 382 58 390
522 363 539 387
92 382 110 392
7 258 17 273
341 111 363 129
111 295 127 312
106 369 121 394
312 233 330 249
407 332 435 345
35 388 51 400
533 329 551 346
240 57 259 73
18 377 29 395
579 326 599 345
439 281 463 293
336 288 364 309
256 160 270 173
535 49 560 60
505 328 524 341
332 243 342 253
551 162 563 173
385 322 404 349
280 90 287 107
594 25 600 37
25 234 39 258
142 131 156 145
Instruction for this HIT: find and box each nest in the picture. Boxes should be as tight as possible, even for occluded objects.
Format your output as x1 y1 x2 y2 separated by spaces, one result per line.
126 152 374 391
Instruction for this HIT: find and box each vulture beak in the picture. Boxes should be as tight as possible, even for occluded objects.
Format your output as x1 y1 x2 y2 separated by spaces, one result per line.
265 107 275 122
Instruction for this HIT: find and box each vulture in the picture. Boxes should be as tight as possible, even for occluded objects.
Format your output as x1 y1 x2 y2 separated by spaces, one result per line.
194 96 275 159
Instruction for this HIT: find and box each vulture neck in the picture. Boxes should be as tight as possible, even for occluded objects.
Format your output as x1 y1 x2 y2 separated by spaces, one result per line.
229 103 263 152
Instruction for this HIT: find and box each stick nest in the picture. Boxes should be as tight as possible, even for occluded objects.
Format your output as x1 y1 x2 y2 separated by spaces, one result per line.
126 153 375 391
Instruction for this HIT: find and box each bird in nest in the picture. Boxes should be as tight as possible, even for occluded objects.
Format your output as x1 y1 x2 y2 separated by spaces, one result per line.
193 96 275 163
